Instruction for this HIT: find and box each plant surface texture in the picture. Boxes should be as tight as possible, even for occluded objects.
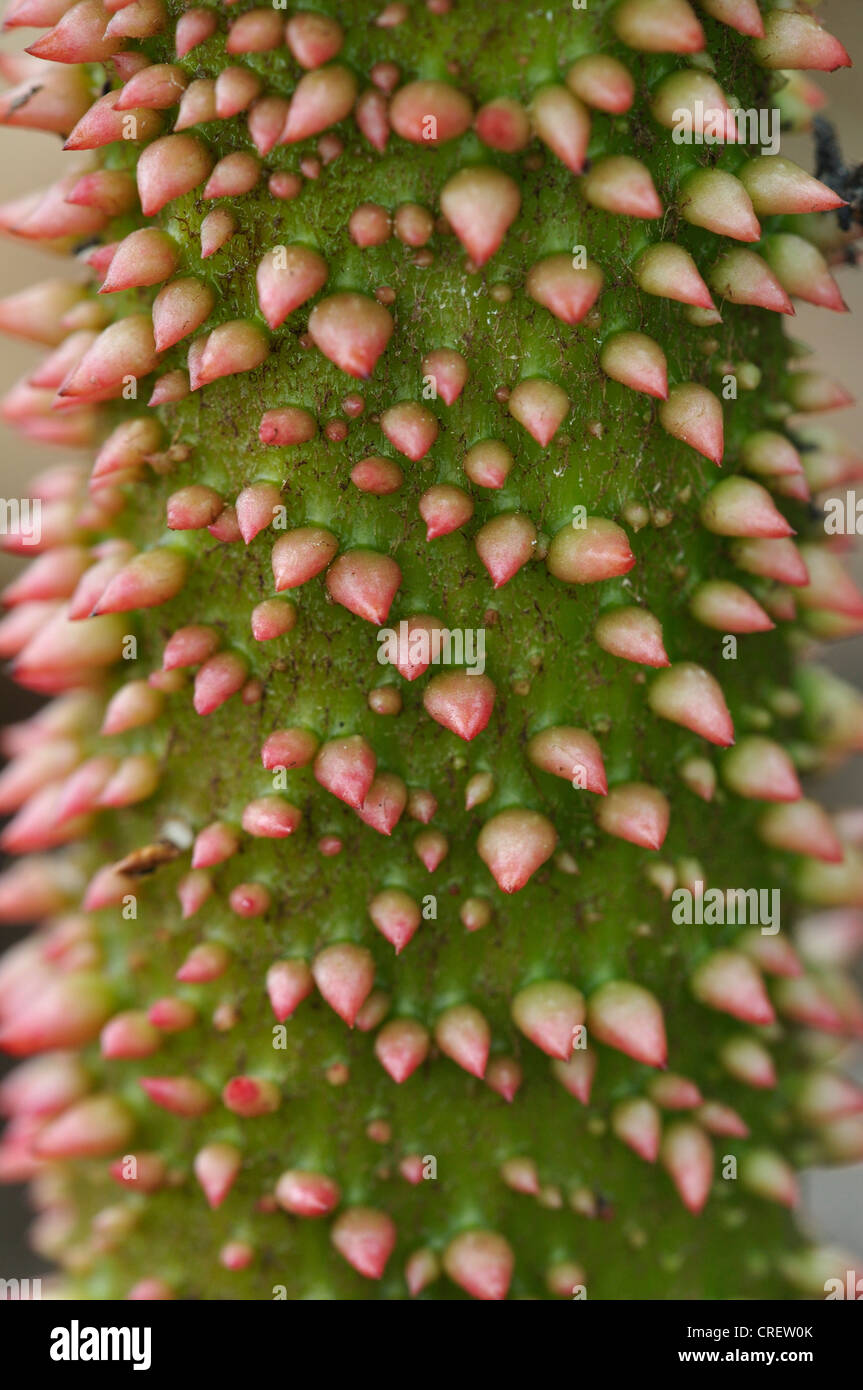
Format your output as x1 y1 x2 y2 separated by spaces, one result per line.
0 0 862 1302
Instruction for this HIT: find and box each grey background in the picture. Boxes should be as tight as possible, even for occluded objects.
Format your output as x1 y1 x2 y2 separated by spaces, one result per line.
0 0 860 1286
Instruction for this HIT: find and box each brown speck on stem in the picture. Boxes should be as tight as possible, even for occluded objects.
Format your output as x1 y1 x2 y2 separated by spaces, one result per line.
114 840 181 877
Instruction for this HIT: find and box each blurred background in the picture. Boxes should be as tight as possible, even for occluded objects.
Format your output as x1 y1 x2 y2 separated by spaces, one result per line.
0 0 861 1288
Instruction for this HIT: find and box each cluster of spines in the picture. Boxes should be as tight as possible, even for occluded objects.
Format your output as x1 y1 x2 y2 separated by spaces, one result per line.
0 0 862 1300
